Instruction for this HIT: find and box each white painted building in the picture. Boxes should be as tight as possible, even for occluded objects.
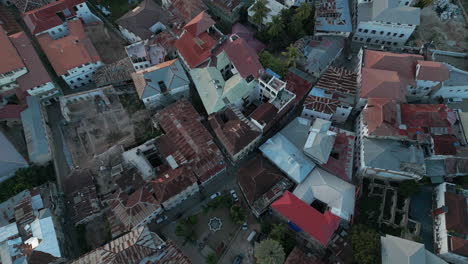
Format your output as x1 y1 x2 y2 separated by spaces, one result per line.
62 61 103 89
353 0 420 47
433 183 468 264
431 63 468 99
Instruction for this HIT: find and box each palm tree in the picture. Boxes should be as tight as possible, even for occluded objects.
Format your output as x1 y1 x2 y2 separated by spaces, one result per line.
251 0 270 26
282 44 301 67
294 2 313 22
255 239 285 264
267 15 285 39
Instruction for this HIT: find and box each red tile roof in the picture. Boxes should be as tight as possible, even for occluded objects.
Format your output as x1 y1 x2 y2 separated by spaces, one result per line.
0 6 22 34
0 26 25 74
400 104 456 129
249 103 278 127
271 191 341 246
303 95 341 114
151 166 197 203
285 72 313 105
432 135 458 156
37 20 101 76
360 68 406 101
183 11 214 36
155 99 226 184
362 98 400 137
444 158 468 176
221 36 264 79
363 49 423 86
416 60 449 82
175 29 217 69
231 23 266 52
315 67 357 96
23 0 85 35
9 32 52 91
0 104 24 120
445 191 468 257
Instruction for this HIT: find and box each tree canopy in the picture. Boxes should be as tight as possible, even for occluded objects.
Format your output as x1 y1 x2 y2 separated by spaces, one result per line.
398 180 422 197
259 51 288 77
255 239 286 264
252 0 270 26
267 15 285 39
350 225 381 264
282 44 301 67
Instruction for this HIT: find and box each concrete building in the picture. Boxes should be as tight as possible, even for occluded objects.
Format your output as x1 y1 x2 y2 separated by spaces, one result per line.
21 96 52 165
303 119 337 165
353 0 420 47
131 59 190 109
37 20 102 89
433 183 468 264
314 0 352 36
431 63 468 99
23 0 101 39
381 234 447 264
0 131 28 182
209 105 262 162
296 36 344 78
301 67 357 123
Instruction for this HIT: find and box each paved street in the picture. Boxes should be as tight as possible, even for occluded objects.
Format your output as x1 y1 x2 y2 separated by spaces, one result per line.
408 186 434 252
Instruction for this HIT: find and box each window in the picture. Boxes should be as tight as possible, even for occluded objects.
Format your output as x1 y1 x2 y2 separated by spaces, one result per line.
354 37 357 40
399 34 404 38
70 80 74 84
375 40 379 43
393 33 397 36
77 78 82 81
387 41 392 45
371 30 376 34
380 31 384 35
364 29 368 33
393 42 397 45
51 30 55 35
58 28 62 32
366 38 371 43
359 38 363 41
387 32 391 36
358 28 362 32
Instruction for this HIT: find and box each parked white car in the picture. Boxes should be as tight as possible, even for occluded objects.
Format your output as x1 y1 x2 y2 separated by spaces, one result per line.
230 190 239 202
210 192 222 200
156 215 168 224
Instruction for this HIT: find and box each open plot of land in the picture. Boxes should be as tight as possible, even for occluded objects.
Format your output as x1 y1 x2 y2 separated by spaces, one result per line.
92 0 141 22
411 7 467 52
85 23 127 64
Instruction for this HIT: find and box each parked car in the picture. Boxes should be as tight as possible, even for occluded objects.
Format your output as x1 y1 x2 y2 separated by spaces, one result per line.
210 192 221 200
242 222 248 230
230 189 239 202
156 215 168 224
233 255 243 264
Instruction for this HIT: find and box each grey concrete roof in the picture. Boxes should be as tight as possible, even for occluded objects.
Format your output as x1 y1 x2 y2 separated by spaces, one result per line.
21 96 50 164
303 119 336 164
363 138 425 175
293 167 355 221
381 235 447 264
0 132 28 182
358 0 420 25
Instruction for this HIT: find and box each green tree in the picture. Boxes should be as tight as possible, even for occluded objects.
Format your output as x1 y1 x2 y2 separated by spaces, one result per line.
294 2 313 22
350 225 381 264
255 239 285 264
259 51 288 77
267 15 285 39
399 180 422 197
205 253 217 264
230 204 246 224
281 44 301 67
287 16 305 40
251 0 270 26
269 223 286 241
175 215 198 242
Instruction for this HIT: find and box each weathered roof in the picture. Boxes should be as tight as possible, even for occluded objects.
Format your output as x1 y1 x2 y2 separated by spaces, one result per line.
360 67 406 101
151 166 197 203
284 247 325 264
381 234 447 264
0 132 28 181
259 117 316 183
315 66 357 96
362 98 401 137
432 135 458 156
9 31 53 91
303 119 336 164
29 211 62 258
0 26 24 75
249 103 278 128
37 19 101 76
315 0 352 33
363 137 425 177
116 0 174 40
357 0 420 25
166 0 207 23
293 168 355 221
272 191 341 246
132 59 189 99
13 0 50 13
0 6 22 35
208 106 261 158
23 0 85 35
190 67 257 114
94 58 135 87
231 23 266 52
297 36 344 75
237 154 285 205
400 104 456 130
21 96 50 164
220 36 264 79
183 11 214 36
154 99 226 184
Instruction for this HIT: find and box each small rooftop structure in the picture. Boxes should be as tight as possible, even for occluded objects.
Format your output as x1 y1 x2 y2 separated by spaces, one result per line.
381 234 447 264
209 106 261 161
260 117 316 183
237 154 292 217
37 19 101 76
272 191 341 246
0 132 28 182
293 168 355 221
314 0 352 35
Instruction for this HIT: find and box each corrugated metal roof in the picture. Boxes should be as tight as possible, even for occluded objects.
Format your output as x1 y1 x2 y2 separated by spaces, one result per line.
0 132 28 182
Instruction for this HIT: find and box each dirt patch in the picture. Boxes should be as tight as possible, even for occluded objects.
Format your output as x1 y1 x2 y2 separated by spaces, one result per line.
410 7 467 52
85 23 127 64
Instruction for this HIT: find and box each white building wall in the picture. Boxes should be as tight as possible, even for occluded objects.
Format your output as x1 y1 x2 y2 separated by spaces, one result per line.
332 106 352 123
143 85 190 109
135 207 163 227
38 24 69 39
62 61 103 89
412 79 439 96
119 26 142 44
432 85 468 99
75 3 102 24
301 107 333 121
0 67 27 87
353 21 416 47
162 182 199 210
27 82 56 97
